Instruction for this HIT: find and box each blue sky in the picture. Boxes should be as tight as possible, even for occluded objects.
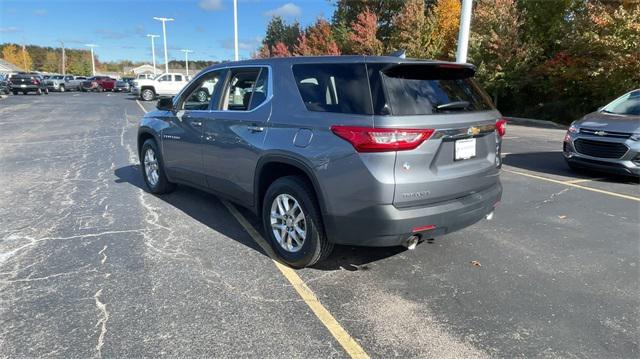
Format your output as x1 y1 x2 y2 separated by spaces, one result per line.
0 0 334 63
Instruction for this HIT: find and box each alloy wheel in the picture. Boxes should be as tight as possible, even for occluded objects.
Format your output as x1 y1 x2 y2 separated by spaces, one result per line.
270 194 306 253
143 148 160 188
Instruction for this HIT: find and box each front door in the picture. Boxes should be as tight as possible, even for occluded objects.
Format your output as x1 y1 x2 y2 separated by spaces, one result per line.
202 66 271 206
161 69 224 187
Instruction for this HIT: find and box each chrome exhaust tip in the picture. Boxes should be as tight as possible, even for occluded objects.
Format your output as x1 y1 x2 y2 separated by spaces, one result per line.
403 235 420 250
486 211 494 220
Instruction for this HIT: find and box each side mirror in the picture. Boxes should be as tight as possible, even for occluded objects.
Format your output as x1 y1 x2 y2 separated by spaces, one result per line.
597 106 604 112
156 97 174 111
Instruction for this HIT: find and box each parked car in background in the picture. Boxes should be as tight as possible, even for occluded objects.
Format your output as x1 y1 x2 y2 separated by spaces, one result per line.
136 73 155 80
9 73 49 95
114 78 132 92
0 75 10 95
81 76 116 92
137 56 504 267
44 75 67 92
132 72 188 101
63 75 86 91
564 89 640 177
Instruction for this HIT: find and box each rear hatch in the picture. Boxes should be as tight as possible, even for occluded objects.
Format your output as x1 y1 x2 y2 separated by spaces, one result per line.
367 62 502 208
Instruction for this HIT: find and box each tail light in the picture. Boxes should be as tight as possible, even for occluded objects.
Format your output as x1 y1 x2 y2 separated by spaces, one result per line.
331 126 434 152
496 119 507 137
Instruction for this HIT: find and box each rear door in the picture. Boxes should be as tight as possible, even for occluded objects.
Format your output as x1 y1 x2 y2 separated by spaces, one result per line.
367 63 502 207
201 66 271 205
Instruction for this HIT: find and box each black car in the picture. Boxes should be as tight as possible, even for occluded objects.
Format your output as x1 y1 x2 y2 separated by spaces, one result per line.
9 73 49 95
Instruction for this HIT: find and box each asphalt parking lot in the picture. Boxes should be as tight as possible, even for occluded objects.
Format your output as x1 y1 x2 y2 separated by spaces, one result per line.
0 92 638 358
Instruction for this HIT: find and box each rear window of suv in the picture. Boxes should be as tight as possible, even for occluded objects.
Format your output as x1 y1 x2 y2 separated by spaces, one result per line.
292 62 494 116
369 63 494 116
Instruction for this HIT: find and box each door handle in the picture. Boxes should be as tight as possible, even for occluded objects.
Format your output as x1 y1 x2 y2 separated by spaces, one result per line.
247 125 264 133
191 120 203 127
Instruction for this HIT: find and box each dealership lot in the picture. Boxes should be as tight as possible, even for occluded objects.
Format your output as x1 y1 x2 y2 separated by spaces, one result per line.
0 93 638 358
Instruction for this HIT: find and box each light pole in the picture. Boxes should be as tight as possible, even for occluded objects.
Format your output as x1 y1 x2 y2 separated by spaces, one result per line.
153 17 174 73
147 34 159 76
455 0 473 63
233 0 238 61
180 49 193 77
86 44 97 76
60 40 66 75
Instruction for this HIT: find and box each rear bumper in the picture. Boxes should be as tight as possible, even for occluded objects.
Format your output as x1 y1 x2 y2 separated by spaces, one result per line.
325 181 502 247
10 85 39 92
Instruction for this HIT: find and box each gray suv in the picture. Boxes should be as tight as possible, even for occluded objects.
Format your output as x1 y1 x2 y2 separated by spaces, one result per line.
137 56 504 268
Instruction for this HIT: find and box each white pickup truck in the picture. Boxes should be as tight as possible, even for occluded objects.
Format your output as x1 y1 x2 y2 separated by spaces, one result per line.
132 73 189 101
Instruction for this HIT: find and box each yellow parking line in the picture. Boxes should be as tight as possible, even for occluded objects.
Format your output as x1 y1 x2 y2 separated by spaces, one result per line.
564 178 607 184
503 169 640 202
135 99 148 114
222 200 370 359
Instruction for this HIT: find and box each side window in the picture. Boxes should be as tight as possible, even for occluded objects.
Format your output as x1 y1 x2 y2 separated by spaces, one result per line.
181 70 222 111
221 68 261 111
248 68 269 110
291 63 372 114
174 75 183 82
158 75 170 82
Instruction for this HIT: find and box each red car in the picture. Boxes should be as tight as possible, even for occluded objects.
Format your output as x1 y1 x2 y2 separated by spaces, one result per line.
81 76 116 92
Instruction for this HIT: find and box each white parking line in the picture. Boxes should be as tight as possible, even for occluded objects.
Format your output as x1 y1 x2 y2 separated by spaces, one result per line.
135 99 148 114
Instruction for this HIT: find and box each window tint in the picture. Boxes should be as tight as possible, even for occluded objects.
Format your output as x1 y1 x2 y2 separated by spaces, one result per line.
221 68 261 111
181 70 222 111
159 75 170 82
369 63 493 116
174 75 183 82
292 64 372 115
248 68 269 110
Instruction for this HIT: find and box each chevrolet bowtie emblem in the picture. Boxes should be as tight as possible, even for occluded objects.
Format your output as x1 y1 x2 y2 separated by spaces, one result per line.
594 130 608 136
468 127 481 136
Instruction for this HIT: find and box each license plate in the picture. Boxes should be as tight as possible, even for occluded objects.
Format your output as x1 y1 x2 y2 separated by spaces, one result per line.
455 138 476 160
20 84 26 88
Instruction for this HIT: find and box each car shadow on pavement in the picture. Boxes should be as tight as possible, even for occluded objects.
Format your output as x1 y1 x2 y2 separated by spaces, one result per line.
503 151 638 184
114 165 405 271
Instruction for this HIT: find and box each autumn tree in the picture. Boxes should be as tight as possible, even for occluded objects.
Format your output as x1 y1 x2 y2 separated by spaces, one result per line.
256 16 301 57
294 19 340 56
431 0 461 57
2 44 33 70
389 0 442 58
270 42 291 57
345 9 383 55
332 0 406 48
469 0 538 104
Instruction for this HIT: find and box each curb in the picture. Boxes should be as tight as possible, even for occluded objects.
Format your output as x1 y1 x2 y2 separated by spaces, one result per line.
505 117 567 129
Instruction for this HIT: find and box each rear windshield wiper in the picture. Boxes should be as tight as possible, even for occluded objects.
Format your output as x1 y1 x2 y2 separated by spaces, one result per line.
435 101 470 111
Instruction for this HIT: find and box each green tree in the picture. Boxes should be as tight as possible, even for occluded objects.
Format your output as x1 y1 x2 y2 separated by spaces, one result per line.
42 51 60 73
388 0 442 58
260 16 301 54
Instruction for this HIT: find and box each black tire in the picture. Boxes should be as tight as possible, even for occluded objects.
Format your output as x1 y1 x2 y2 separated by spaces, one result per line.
262 176 333 268
141 88 155 101
23 91 27 95
12 91 18 95
59 84 65 92
44 88 49 95
36 88 43 95
140 139 175 194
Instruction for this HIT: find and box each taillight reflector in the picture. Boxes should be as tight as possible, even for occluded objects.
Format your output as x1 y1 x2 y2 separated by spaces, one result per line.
496 119 507 137
331 126 434 152
412 224 436 233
